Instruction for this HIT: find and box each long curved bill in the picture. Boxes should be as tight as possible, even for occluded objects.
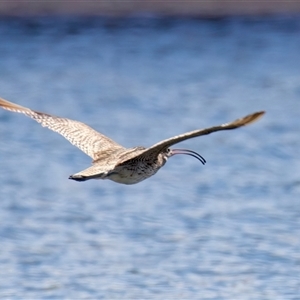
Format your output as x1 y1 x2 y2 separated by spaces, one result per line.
171 149 206 165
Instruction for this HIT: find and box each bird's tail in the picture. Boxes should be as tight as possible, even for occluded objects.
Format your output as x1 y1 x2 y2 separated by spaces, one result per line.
69 165 107 182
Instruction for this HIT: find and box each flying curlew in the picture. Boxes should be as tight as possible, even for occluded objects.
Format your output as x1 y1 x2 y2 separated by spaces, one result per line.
0 97 265 184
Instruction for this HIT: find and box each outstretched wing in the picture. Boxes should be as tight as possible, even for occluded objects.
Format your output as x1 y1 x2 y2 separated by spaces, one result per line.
0 97 124 160
117 111 265 164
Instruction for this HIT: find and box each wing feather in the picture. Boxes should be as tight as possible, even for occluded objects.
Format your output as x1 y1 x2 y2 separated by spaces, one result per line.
117 111 265 165
0 97 124 160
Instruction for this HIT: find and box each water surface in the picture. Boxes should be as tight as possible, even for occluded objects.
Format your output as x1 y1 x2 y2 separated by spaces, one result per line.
0 16 300 299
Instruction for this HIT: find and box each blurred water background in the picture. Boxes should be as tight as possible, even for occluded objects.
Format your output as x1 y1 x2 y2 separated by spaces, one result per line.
0 16 300 299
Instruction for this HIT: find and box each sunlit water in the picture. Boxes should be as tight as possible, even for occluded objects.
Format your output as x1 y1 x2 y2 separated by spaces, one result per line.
0 16 300 299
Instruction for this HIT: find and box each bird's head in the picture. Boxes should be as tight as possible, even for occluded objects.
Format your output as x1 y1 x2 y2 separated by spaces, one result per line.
163 148 206 165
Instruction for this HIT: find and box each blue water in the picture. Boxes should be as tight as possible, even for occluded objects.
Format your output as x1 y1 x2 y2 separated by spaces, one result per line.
0 16 300 299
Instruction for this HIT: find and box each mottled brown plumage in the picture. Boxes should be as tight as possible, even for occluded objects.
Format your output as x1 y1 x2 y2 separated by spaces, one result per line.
0 97 265 184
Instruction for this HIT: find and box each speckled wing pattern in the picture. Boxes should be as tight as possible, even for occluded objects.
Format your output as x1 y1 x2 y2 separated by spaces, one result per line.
117 111 265 164
0 97 124 160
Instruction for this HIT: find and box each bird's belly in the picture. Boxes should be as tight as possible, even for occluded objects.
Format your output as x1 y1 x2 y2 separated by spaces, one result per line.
106 167 159 185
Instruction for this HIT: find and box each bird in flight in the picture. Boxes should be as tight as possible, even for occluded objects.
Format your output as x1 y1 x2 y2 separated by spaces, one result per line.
0 97 264 185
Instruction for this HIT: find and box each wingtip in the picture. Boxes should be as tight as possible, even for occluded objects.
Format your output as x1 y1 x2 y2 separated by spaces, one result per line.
250 110 266 123
0 97 28 112
237 110 266 127
256 111 266 117
225 110 266 129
